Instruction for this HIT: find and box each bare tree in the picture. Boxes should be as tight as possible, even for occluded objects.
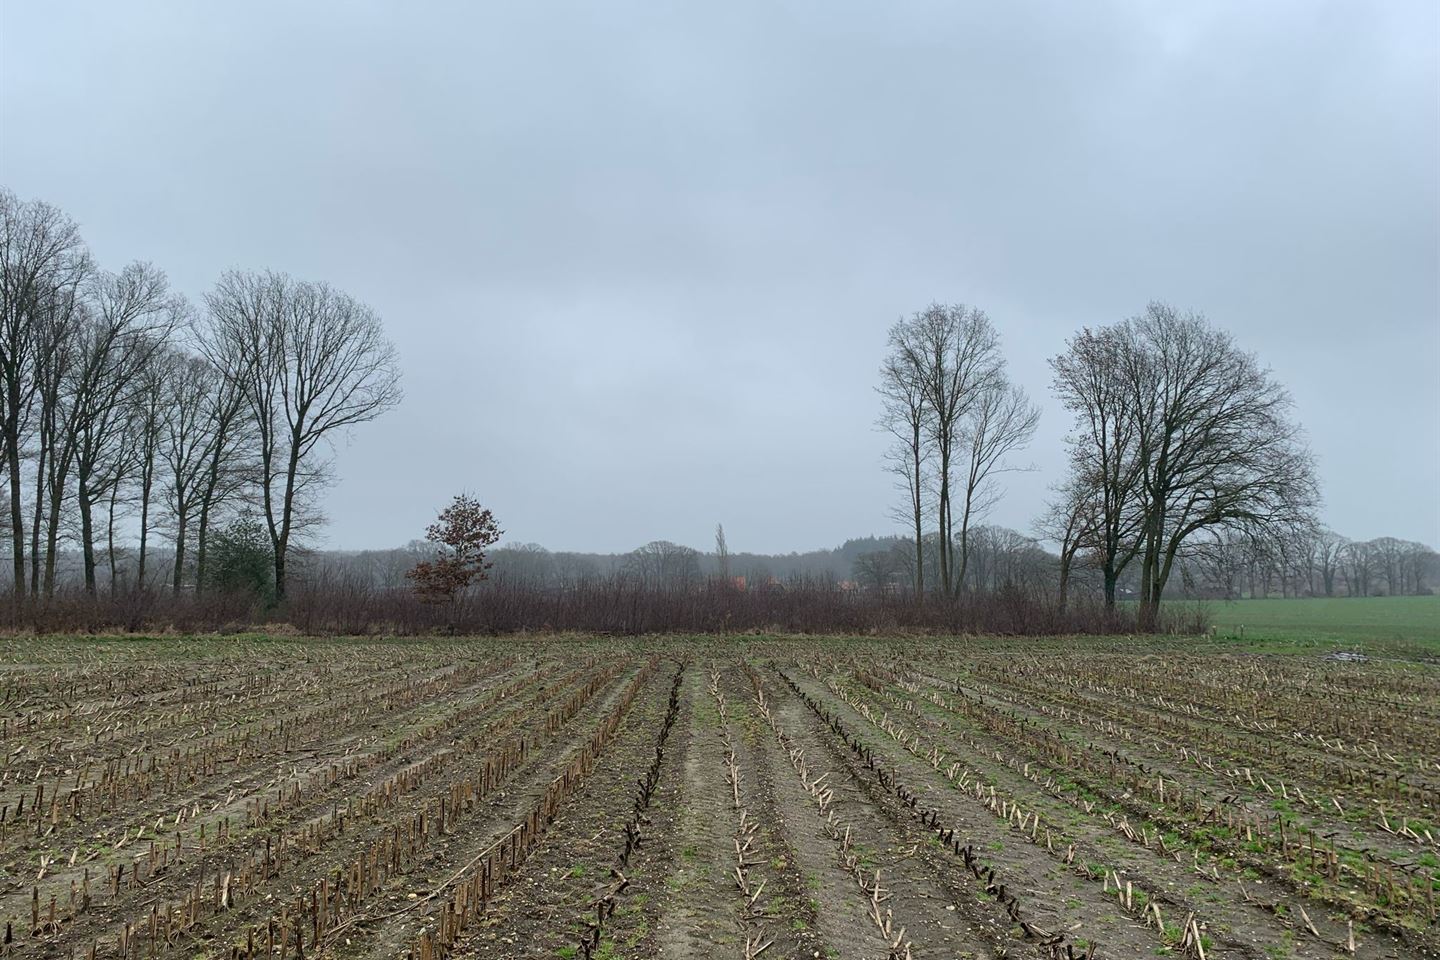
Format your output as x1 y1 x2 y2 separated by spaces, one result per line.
106 475 131 592
623 540 700 589
193 361 253 592
886 303 1002 596
1127 305 1317 626
204 270 401 599
878 338 929 596
1405 542 1440 594
1187 527 1251 599
552 552 601 589
27 281 84 595
158 351 232 594
64 265 181 592
1340 539 1375 597
1284 525 1319 597
1056 303 1318 627
851 548 903 594
968 526 1048 593
955 378 1039 590
1035 478 1094 613
1311 529 1346 598
1369 536 1409 596
0 189 90 597
131 355 168 591
1051 326 1147 608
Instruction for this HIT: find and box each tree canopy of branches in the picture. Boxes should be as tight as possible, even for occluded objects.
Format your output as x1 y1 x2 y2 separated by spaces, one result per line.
68 264 184 591
0 188 402 603
204 270 402 599
623 540 701 589
406 495 503 602
879 303 1037 597
0 189 90 599
1051 302 1319 627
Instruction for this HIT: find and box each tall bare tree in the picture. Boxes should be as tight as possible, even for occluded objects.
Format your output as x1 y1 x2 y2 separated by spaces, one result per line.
131 356 169 591
886 304 1002 596
192 364 252 592
27 281 85 595
878 341 929 596
0 189 89 597
1125 305 1317 627
204 270 401 599
65 265 181 591
158 351 229 594
1370 536 1410 596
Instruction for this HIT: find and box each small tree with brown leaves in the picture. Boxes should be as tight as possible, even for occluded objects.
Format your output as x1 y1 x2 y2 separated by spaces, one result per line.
406 495 502 602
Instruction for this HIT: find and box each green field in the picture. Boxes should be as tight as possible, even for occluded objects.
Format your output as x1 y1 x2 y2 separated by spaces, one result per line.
1201 594 1440 655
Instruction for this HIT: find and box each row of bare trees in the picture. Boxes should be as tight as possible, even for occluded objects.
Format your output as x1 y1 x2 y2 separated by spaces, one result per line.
1185 528 1438 599
850 526 1053 597
879 303 1040 598
878 300 1321 626
0 187 401 602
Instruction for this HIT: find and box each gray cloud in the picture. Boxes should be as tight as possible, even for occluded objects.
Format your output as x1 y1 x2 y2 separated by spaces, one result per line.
3 0 1435 552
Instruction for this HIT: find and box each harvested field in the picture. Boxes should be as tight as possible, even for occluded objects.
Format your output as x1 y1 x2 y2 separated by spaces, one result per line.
2 634 1436 960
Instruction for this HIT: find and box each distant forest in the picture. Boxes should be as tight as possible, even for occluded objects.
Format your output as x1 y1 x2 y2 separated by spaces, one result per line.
22 525 1438 605
331 528 1439 601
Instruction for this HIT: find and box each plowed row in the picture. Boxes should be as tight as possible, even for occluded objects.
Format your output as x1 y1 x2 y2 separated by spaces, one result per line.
3 635 1435 959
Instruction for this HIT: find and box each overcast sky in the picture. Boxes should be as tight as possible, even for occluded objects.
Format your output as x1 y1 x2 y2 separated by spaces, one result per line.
3 2 1436 554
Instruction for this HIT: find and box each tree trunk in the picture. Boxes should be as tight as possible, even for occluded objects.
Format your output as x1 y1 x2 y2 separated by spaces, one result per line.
1142 537 1187 633
936 458 951 596
194 443 225 593
42 478 62 598
911 427 924 599
956 482 977 594
78 483 96 594
273 542 287 601
28 425 46 597
270 442 302 601
195 496 213 593
172 506 187 596
107 486 120 594
6 416 24 601
1136 501 1165 631
1057 554 1071 614
136 459 153 593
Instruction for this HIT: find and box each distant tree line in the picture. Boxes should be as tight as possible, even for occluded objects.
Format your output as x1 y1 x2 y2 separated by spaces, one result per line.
320 526 1061 600
0 187 400 604
278 502 1193 636
1178 529 1438 599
